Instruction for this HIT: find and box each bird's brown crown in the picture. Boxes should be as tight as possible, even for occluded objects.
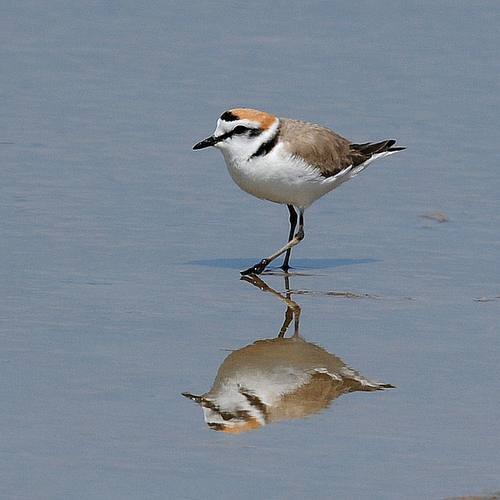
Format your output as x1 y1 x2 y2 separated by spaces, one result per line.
225 108 277 130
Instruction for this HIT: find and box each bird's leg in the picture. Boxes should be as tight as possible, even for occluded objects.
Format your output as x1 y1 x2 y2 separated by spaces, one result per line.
281 205 297 272
241 210 305 275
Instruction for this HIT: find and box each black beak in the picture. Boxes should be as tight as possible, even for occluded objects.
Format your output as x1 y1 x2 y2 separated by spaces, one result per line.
193 135 219 150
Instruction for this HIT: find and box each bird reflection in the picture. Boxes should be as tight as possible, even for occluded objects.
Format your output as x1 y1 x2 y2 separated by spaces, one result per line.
183 275 394 433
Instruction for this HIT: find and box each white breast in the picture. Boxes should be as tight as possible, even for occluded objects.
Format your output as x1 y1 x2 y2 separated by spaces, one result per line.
222 142 356 209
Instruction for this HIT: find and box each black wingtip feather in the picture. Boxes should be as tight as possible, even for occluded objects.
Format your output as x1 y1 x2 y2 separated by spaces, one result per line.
351 140 405 155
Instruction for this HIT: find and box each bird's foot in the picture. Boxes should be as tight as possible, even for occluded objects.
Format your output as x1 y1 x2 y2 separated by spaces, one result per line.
240 259 269 276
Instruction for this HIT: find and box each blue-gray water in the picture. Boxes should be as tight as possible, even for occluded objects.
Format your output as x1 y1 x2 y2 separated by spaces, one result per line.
1 1 499 499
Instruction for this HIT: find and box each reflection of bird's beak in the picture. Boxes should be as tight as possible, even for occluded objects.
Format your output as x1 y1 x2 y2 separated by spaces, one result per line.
182 392 204 404
193 135 219 150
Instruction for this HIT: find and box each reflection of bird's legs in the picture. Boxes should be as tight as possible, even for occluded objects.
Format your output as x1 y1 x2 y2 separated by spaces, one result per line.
283 275 300 337
240 274 301 337
293 305 301 338
278 306 294 338
284 275 291 291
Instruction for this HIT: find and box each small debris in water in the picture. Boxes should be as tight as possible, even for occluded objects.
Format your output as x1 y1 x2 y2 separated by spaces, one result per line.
420 212 448 223
473 296 500 302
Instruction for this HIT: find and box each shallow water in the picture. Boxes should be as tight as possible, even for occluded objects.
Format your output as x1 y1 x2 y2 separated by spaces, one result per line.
1 1 499 499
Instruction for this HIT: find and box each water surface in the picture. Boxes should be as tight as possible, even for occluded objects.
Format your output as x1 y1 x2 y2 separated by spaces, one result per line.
1 1 499 499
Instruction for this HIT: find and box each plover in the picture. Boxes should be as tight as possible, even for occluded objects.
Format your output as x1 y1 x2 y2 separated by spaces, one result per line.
193 108 404 275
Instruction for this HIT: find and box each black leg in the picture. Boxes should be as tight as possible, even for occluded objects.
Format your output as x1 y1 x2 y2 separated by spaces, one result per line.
281 205 297 271
240 208 305 275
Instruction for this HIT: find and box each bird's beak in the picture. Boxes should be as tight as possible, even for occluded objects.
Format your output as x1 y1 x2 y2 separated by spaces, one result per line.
193 135 219 150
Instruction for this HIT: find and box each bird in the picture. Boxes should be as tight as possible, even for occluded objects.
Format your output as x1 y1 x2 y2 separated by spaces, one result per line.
183 274 394 432
193 108 405 275
183 335 394 433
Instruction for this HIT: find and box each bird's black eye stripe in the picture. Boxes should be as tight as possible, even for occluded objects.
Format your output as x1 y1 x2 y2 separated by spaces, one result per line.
233 125 249 135
215 126 262 143
232 126 261 137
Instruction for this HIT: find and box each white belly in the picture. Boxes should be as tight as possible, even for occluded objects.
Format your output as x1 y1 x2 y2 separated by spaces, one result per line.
222 145 358 209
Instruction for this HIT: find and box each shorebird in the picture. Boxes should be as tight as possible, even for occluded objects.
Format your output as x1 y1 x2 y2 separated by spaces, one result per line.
193 108 404 274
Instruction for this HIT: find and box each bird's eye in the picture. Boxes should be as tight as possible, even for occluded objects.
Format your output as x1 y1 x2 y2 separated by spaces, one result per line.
232 125 249 135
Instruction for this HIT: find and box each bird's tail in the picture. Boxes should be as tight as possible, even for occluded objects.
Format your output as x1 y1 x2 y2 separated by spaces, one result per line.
350 140 405 156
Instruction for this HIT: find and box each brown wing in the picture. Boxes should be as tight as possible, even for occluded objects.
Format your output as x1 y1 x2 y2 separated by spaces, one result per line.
279 118 405 178
279 118 352 177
